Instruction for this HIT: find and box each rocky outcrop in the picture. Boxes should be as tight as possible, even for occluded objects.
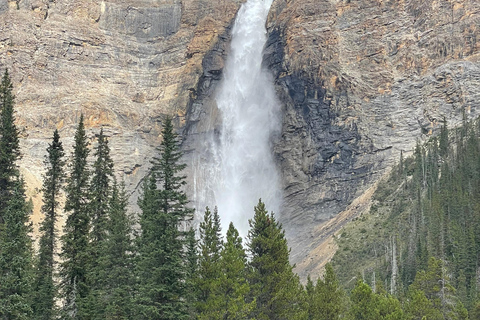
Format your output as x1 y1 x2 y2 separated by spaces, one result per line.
265 0 480 278
0 0 242 233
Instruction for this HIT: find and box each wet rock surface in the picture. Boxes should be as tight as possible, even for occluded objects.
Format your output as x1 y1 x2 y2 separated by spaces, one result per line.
265 0 480 277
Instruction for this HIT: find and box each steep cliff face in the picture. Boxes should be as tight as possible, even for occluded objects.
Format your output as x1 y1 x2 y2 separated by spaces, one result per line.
0 0 241 229
265 0 480 277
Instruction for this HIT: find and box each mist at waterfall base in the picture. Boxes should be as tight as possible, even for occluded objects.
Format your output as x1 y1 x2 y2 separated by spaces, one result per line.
192 0 282 239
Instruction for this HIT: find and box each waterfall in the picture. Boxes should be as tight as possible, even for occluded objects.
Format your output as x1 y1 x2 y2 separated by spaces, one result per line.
193 0 282 238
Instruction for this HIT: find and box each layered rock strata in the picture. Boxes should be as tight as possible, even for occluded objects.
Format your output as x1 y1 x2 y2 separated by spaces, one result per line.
265 0 480 278
0 0 241 233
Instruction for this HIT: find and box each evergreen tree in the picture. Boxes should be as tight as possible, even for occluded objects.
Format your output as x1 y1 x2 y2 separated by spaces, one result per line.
184 227 198 319
307 263 343 320
215 222 255 320
0 180 34 320
32 130 65 320
136 116 193 319
60 115 91 319
409 257 467 320
350 279 379 320
248 199 306 320
0 69 20 223
101 180 135 320
197 206 223 316
0 69 34 320
89 128 113 248
86 128 114 318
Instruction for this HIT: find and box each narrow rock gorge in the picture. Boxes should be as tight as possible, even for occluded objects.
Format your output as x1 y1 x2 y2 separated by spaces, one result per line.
1 0 480 279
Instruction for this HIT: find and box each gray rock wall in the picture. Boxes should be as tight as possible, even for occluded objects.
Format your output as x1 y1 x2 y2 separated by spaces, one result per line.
99 1 182 40
265 0 480 276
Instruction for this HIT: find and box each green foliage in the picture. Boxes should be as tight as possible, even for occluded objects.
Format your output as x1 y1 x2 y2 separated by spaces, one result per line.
0 70 34 320
89 128 114 247
33 130 65 320
0 180 34 320
184 227 198 318
101 180 135 320
86 128 115 319
350 279 404 320
136 116 193 320
215 222 255 320
408 257 467 320
197 206 223 317
248 199 306 320
60 115 91 319
306 263 344 320
333 115 480 318
0 69 20 223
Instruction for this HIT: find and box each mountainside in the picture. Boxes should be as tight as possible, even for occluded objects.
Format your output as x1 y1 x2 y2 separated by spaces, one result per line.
263 0 480 277
332 117 480 311
0 0 241 230
1 0 480 279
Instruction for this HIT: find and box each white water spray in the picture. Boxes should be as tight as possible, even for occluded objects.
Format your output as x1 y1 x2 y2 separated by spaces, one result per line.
193 0 282 237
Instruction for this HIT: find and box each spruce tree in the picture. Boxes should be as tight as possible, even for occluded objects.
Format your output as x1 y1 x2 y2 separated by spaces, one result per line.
307 263 343 320
0 69 34 320
216 222 255 320
197 206 223 316
101 180 135 320
32 130 65 320
0 69 20 223
247 199 306 320
87 128 114 318
89 128 113 247
0 180 34 320
136 116 193 319
185 227 199 319
60 115 91 319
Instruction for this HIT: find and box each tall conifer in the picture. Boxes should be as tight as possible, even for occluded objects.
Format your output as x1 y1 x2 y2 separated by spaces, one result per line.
87 128 114 318
101 180 135 320
0 69 34 319
60 115 91 319
0 180 34 319
0 69 20 223
136 116 193 319
197 206 223 316
33 129 65 320
247 199 306 320
216 222 254 320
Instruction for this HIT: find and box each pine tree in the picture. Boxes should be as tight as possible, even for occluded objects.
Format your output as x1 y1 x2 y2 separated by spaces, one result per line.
248 199 306 320
0 69 34 320
0 180 34 320
307 263 343 320
0 69 20 223
60 115 91 319
89 128 113 248
136 116 194 319
197 206 223 316
86 128 114 319
32 130 65 320
101 180 135 320
350 279 380 320
184 227 198 319
216 222 255 320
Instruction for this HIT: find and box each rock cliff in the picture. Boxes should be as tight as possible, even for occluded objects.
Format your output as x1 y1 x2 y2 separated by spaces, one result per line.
0 0 241 232
265 0 480 278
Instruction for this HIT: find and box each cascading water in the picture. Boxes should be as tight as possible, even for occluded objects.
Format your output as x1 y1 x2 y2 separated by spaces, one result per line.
193 0 281 237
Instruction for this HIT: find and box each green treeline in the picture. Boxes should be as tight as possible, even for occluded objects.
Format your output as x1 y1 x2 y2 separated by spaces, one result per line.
2 69 480 320
334 113 480 318
0 70 313 320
